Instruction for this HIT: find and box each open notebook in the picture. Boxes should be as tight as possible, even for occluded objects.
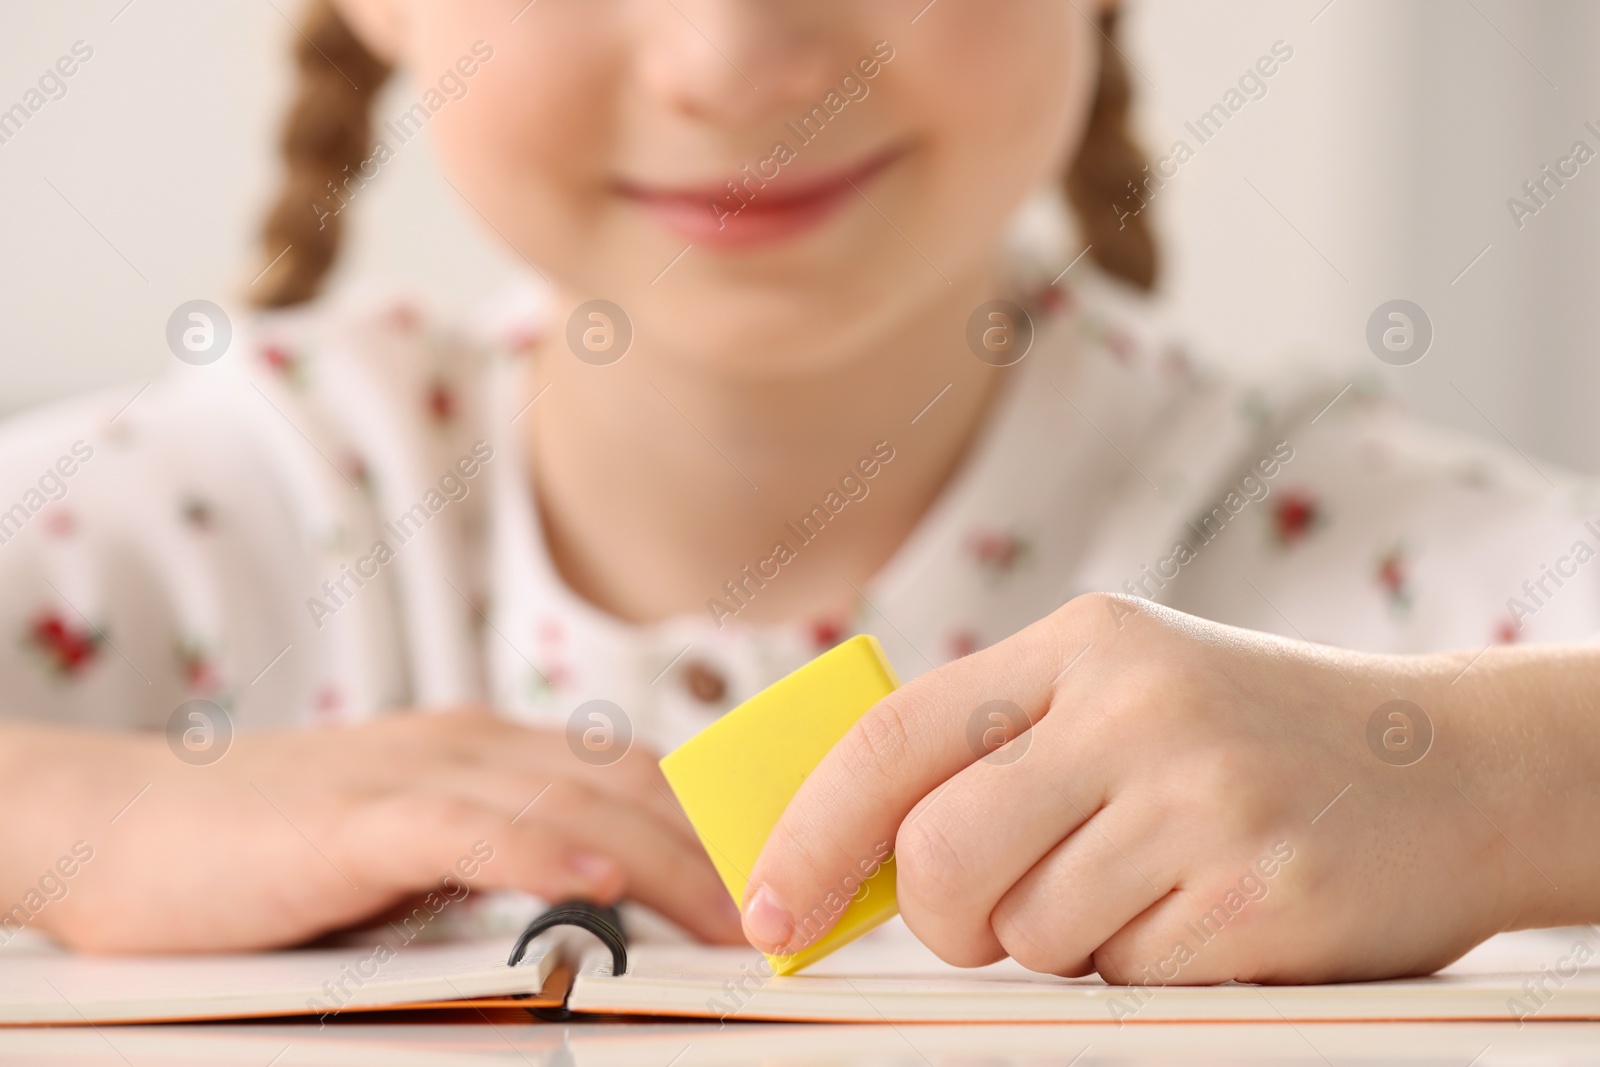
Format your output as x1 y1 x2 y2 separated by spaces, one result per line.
4 903 1599 1026
0 934 565 1026
564 919 1600 1024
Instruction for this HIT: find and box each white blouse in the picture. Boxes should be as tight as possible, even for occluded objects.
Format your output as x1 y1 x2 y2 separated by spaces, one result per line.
1 273 1595 756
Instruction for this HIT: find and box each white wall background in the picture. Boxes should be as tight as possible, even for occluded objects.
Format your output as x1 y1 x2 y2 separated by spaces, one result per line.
1125 0 1600 475
2 0 1597 472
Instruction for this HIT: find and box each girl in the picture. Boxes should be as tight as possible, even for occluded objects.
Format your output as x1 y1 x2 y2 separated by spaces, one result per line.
1 0 1596 986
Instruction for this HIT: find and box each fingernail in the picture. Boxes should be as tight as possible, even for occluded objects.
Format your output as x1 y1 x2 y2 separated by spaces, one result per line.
742 883 793 952
567 850 620 886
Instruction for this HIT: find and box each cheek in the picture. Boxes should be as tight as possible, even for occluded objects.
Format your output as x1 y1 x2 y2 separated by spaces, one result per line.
417 8 622 279
897 3 1089 250
433 74 597 210
872 9 1089 361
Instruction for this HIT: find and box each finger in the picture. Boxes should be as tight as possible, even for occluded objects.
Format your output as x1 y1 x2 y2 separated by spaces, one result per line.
892 708 1113 965
744 612 1077 954
529 781 746 944
559 742 707 850
363 710 700 851
341 784 741 944
1094 842 1339 986
1090 887 1252 987
459 716 704 852
340 793 628 907
989 801 1177 977
416 764 692 855
354 732 742 943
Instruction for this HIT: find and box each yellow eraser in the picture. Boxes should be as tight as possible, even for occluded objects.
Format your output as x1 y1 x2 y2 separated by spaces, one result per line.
660 634 901 975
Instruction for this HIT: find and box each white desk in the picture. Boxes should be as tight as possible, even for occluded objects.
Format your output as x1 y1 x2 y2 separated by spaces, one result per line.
2 1020 1597 1065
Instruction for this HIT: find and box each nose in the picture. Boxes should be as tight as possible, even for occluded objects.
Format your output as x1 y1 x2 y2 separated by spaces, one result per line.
636 0 843 126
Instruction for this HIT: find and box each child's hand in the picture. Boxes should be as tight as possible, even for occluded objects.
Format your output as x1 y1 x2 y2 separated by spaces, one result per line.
5 709 742 952
742 595 1561 984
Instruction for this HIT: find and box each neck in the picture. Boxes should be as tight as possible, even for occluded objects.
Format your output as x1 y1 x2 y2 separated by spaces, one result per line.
523 259 1009 627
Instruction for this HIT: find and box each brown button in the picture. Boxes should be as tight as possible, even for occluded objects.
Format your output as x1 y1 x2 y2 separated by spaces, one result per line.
682 660 727 704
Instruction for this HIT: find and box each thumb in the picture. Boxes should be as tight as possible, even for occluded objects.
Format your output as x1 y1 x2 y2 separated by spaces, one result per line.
741 615 1068 954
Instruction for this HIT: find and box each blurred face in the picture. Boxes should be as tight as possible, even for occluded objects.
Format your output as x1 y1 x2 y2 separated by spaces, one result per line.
346 0 1100 379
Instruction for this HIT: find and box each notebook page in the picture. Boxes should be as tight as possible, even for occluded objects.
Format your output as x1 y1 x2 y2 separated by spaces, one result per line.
566 922 1600 1023
0 932 558 1024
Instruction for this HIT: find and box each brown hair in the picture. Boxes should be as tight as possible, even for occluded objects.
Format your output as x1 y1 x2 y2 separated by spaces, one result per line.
251 2 1156 308
251 0 390 309
1064 9 1158 291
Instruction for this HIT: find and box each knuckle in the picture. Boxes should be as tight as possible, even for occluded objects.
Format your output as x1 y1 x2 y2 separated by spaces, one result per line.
895 897 1003 969
1079 659 1191 747
906 923 1005 970
1090 938 1141 985
404 794 485 836
538 777 592 812
893 815 976 915
611 758 670 809
839 694 919 783
1058 589 1114 627
990 904 1067 975
605 747 652 785
49 902 131 953
1093 918 1181 986
624 780 670 820
1058 591 1144 641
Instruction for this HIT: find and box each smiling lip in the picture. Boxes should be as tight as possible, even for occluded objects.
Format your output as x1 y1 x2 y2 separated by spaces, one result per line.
617 147 905 249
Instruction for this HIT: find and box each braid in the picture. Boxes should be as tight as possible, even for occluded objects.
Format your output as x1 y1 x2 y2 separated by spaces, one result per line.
1064 9 1159 292
250 0 391 309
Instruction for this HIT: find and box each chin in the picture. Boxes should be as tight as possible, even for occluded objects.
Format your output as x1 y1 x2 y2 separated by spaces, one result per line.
638 281 912 381
656 306 874 380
